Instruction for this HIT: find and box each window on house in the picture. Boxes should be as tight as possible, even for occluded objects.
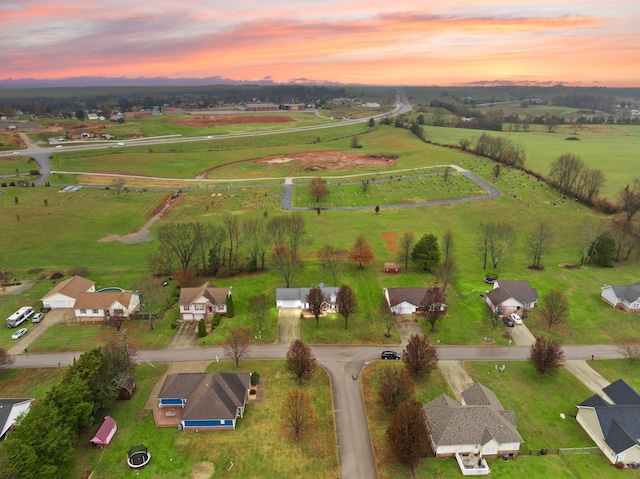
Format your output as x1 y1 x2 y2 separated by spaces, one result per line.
217 304 225 311
183 305 189 311
220 420 225 425
113 309 124 315
80 309 87 314
195 304 204 311
92 309 99 314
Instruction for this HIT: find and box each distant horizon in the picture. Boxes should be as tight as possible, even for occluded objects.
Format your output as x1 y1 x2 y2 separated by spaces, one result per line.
0 75 637 90
2 1 639 88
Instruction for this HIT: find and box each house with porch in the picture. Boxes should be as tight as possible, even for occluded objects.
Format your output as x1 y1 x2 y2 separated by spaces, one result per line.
576 379 640 466
42 275 96 309
179 282 231 321
156 372 251 430
485 280 538 315
275 283 339 310
423 383 522 474
74 291 140 322
601 281 640 312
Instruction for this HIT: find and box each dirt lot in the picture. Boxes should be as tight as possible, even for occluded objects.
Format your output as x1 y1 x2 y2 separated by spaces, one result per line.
255 150 397 172
381 232 399 253
171 115 294 127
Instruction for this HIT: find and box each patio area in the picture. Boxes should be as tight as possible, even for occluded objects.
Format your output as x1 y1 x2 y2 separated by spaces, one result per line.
153 405 183 428
455 452 491 476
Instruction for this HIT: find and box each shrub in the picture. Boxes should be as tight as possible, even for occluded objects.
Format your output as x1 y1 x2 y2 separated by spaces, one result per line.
250 371 260 386
197 318 207 338
226 294 235 318
170 321 178 329
211 314 221 329
50 271 64 280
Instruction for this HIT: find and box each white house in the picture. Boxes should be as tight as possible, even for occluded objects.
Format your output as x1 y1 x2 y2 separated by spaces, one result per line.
384 287 445 315
601 281 640 312
179 282 230 321
577 379 640 466
74 291 141 322
275 283 339 310
42 276 96 308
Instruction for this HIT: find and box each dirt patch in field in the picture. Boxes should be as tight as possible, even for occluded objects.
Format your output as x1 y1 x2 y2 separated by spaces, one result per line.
192 462 215 478
172 115 294 127
381 232 399 253
255 150 398 172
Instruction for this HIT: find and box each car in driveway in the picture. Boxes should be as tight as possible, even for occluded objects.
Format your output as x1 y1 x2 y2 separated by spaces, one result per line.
381 350 401 360
32 313 44 323
510 313 523 325
11 328 28 340
502 316 515 327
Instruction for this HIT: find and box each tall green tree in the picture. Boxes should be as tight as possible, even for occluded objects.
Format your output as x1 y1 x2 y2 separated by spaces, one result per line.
411 234 440 272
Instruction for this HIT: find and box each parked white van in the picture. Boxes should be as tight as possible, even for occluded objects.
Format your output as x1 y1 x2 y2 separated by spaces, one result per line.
6 306 34 328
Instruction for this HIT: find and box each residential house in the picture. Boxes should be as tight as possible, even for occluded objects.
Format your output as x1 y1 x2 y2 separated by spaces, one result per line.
601 281 640 312
0 398 34 440
67 129 93 140
384 287 445 315
423 383 523 459
90 416 117 445
42 275 96 308
383 262 399 274
157 372 251 430
577 379 640 466
485 280 538 315
179 282 231 321
42 276 140 321
74 290 140 322
275 283 339 310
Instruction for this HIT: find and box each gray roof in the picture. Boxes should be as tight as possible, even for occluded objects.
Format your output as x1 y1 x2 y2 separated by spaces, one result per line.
577 379 640 454
609 282 640 303
0 398 34 438
424 383 523 448
487 280 538 305
158 372 250 421
276 283 339 304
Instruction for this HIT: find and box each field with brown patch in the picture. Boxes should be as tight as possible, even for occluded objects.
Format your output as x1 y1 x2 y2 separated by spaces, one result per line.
381 232 399 253
172 115 294 127
255 150 397 172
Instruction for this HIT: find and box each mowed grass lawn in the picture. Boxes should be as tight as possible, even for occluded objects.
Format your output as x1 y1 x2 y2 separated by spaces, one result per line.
69 360 339 479
362 360 616 479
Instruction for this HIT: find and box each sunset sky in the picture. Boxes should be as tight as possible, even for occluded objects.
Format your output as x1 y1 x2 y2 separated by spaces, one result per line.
1 0 639 86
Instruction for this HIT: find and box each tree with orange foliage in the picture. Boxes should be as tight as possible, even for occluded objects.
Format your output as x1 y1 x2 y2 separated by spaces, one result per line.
348 234 374 269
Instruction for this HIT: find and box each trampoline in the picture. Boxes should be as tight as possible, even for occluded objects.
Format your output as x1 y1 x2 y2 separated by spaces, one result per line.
127 444 151 469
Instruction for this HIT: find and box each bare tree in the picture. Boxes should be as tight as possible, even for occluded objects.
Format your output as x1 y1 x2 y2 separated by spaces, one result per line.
361 179 370 195
147 243 175 277
378 365 415 413
397 232 416 272
618 340 640 361
524 222 553 269
528 336 565 376
156 222 199 273
248 293 271 333
379 298 396 338
419 287 446 333
223 213 240 269
348 234 374 269
435 259 458 295
441 230 455 264
486 304 501 330
476 224 490 270
487 222 515 269
202 223 227 275
224 327 252 367
102 311 127 331
243 218 267 271
281 388 316 442
576 167 605 202
309 177 329 203
402 334 438 379
271 245 302 288
442 166 451 184
286 339 316 385
103 335 137 374
386 399 429 477
317 244 347 286
618 178 640 224
137 277 161 330
336 284 357 330
549 154 584 196
609 220 637 262
0 348 15 367
306 286 326 328
538 289 570 330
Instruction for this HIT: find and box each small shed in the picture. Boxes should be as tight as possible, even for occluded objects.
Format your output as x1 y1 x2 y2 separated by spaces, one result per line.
384 262 399 274
117 376 136 400
90 416 117 445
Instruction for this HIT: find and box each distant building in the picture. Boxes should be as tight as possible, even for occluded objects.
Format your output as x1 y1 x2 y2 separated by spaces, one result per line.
245 102 279 112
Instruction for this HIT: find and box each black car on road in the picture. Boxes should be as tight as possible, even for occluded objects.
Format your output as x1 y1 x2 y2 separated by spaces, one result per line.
381 351 401 360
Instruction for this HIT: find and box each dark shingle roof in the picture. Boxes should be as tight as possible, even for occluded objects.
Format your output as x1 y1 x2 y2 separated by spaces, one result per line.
386 288 428 307
158 373 250 421
487 280 538 306
604 379 640 405
276 283 339 304
424 383 523 448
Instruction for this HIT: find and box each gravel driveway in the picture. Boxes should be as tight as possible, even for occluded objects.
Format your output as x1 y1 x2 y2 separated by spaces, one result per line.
276 308 300 344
